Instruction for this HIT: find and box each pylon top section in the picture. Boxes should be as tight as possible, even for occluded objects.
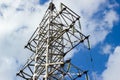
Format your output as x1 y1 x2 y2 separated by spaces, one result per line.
48 2 55 11
24 2 90 54
17 2 90 80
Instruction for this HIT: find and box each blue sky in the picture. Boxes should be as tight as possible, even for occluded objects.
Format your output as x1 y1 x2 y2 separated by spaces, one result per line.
0 0 120 80
39 0 49 5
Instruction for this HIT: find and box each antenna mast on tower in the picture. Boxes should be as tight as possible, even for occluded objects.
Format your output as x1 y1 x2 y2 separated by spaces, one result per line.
17 1 90 80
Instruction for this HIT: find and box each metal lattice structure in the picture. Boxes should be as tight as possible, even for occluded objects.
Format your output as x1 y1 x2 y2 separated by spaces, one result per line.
17 2 90 80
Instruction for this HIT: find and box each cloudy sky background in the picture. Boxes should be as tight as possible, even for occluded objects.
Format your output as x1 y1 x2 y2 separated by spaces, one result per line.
0 0 120 80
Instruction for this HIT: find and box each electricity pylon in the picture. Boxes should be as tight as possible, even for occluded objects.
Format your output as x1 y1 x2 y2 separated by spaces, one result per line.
17 2 90 80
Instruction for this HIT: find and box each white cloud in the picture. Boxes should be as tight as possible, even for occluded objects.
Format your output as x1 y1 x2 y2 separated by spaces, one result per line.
0 0 46 37
104 9 119 28
102 46 120 80
92 72 103 80
0 57 18 80
102 44 113 54
0 0 119 80
81 8 119 46
58 0 119 47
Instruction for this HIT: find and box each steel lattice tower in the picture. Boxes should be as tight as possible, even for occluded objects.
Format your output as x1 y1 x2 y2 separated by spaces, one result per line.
17 2 90 80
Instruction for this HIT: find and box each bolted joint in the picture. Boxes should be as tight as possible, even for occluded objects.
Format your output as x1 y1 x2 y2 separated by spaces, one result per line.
76 16 80 20
20 70 23 73
77 74 82 77
85 35 90 39
80 39 84 42
61 64 65 67
16 73 19 76
24 45 27 48
59 11 62 14
72 21 75 24
63 7 66 10
83 70 88 74
70 24 73 28
76 17 80 20
65 59 71 63
65 29 69 32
